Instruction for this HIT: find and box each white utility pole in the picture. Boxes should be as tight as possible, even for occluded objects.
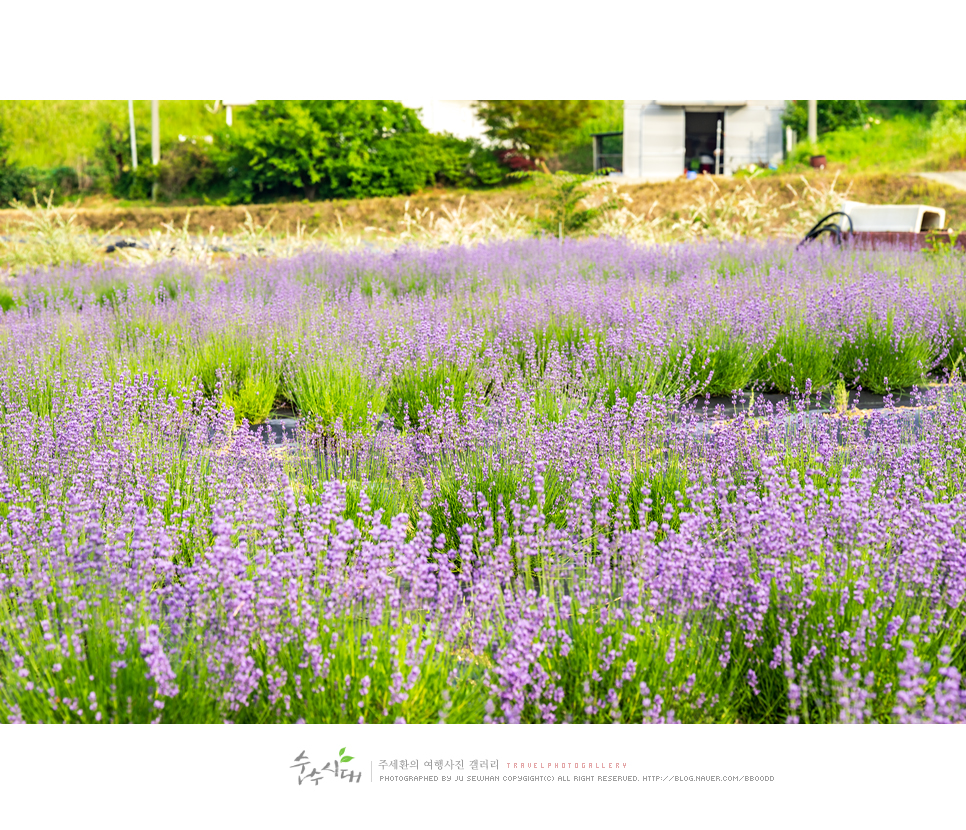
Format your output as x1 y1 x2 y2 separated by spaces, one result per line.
151 101 160 165
807 100 818 144
128 100 138 170
151 100 160 201
715 119 722 175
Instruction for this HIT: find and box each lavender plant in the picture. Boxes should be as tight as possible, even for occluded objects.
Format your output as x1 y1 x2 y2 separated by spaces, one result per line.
2 238 966 724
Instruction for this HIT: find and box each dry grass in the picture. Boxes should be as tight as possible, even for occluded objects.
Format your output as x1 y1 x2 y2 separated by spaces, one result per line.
3 172 966 274
596 173 852 242
4 171 966 237
0 192 106 270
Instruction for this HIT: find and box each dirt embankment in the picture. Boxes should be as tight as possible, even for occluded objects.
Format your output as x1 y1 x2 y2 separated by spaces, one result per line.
2 172 965 236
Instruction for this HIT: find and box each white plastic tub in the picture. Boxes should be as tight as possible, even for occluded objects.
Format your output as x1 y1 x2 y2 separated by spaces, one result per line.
840 201 945 233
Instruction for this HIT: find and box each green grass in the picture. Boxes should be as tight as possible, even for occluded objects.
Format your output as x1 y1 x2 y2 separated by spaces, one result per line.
761 319 839 393
778 110 966 175
385 360 479 430
289 354 387 434
788 115 932 172
688 328 766 397
0 100 228 169
836 312 934 394
0 193 98 270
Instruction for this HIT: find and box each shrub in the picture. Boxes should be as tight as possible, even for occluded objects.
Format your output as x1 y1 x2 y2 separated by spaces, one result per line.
155 139 224 200
836 312 933 394
0 124 31 205
416 133 506 188
782 100 870 137
288 355 386 434
762 319 838 393
521 170 623 237
385 361 477 430
91 122 226 201
224 100 495 203
92 121 149 197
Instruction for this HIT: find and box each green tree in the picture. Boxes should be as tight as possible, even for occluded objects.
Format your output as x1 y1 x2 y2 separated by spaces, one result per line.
226 100 433 202
473 101 601 171
225 101 508 202
0 124 31 205
92 121 149 196
519 170 623 237
782 100 870 137
933 100 966 124
413 133 507 187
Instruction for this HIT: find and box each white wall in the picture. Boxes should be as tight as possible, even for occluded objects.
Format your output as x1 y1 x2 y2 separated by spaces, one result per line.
721 102 785 173
621 100 786 179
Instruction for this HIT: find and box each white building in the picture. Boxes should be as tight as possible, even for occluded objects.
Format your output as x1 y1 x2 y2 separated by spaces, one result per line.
398 99 486 140
617 100 786 181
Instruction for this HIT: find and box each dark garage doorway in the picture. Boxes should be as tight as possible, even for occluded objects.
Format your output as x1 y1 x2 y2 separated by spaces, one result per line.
685 111 724 175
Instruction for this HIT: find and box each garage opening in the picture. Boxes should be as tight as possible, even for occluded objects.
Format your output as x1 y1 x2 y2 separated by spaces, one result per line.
685 111 724 175
592 131 623 173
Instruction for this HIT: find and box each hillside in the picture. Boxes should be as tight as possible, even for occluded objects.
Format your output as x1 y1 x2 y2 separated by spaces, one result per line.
0 101 226 169
2 171 964 239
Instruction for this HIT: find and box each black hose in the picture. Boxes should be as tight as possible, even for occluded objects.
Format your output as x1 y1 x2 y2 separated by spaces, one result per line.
797 211 855 249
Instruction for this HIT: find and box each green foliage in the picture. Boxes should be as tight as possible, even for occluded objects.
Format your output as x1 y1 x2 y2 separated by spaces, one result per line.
786 115 930 172
686 328 764 397
429 455 570 556
761 320 838 393
868 101 939 119
533 385 581 422
931 100 966 123
0 288 16 312
93 120 149 197
833 379 849 414
221 369 279 425
507 314 590 379
928 101 966 165
417 133 507 187
226 100 442 202
0 594 484 724
587 350 663 408
939 297 966 377
155 140 224 200
92 121 227 201
522 171 622 236
385 361 477 430
553 101 623 173
783 100 871 137
1 100 509 206
289 355 386 434
473 101 601 166
0 192 98 270
0 100 226 169
0 124 31 205
188 333 279 424
836 313 933 394
779 101 966 173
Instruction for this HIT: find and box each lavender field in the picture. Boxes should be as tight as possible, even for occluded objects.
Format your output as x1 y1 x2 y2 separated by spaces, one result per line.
2 237 966 724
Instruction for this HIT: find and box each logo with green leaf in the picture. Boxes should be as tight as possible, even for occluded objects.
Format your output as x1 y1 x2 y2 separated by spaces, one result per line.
339 747 354 764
